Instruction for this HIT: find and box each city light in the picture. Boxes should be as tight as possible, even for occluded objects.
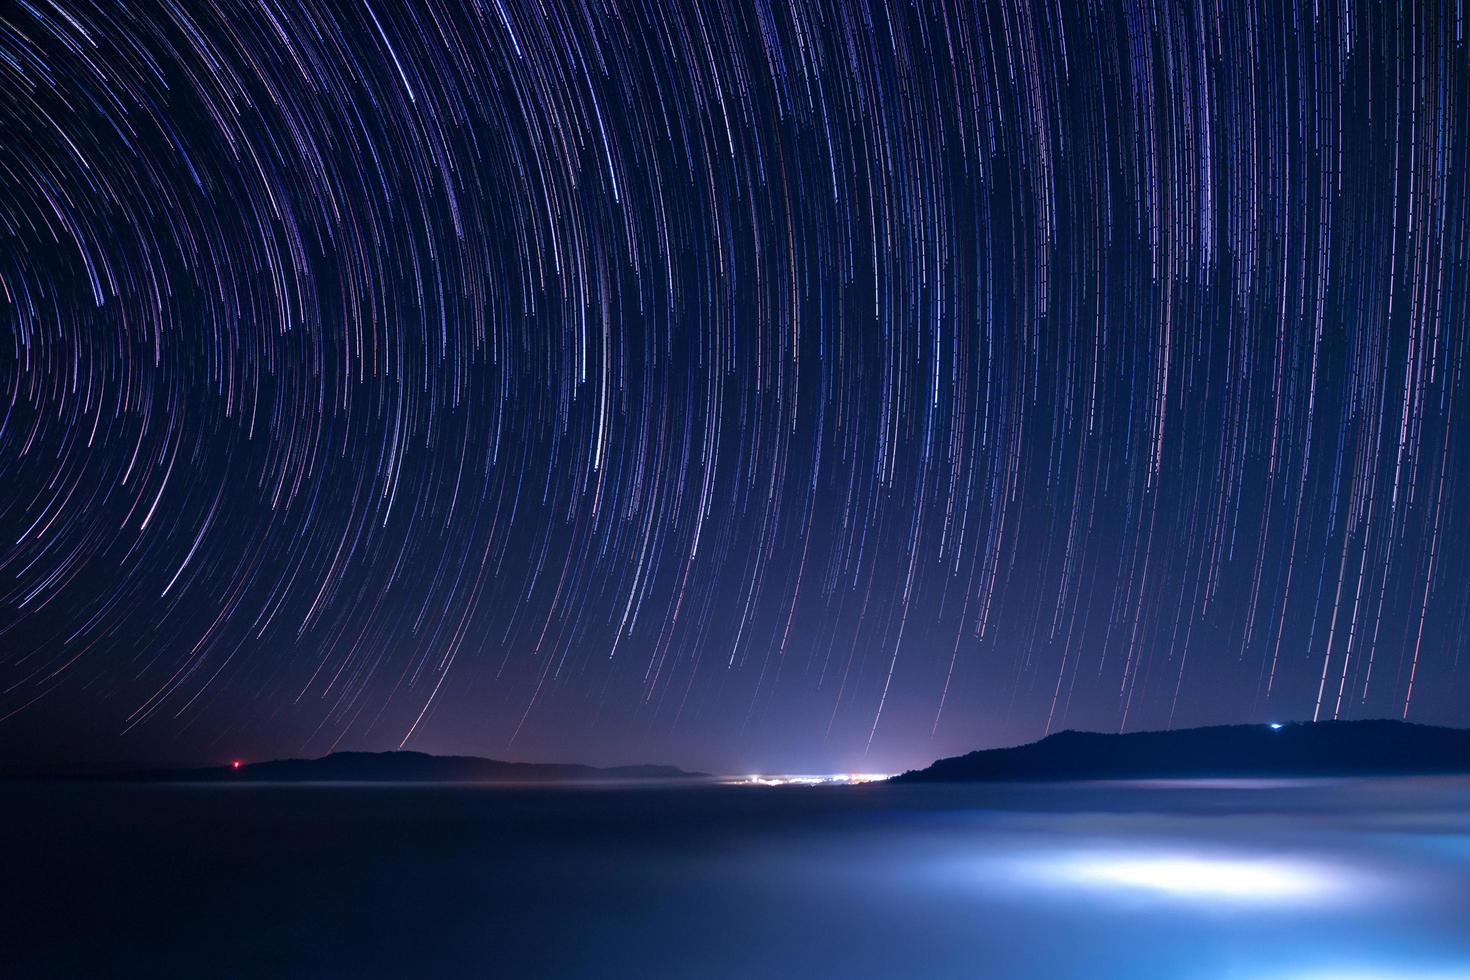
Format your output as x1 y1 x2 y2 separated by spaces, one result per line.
729 773 892 787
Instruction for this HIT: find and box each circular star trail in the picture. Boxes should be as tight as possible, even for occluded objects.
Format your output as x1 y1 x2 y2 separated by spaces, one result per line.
2 0 1468 771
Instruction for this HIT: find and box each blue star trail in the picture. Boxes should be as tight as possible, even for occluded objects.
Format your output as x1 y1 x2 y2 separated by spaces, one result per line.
1 0 1467 772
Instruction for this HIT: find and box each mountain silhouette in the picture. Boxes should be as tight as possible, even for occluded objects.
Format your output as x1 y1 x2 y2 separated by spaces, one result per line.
894 719 1470 782
121 751 706 783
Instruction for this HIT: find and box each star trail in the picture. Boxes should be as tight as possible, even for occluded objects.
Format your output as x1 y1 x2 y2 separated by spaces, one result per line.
2 0 1468 773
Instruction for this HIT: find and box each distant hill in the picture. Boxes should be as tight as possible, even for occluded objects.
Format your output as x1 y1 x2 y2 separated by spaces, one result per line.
893 719 1470 783
119 751 707 784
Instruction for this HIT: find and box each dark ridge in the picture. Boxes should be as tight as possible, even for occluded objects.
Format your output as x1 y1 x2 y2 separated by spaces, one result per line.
87 751 707 784
892 719 1470 783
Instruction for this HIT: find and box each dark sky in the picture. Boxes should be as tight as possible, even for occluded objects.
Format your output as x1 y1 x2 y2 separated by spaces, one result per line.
2 0 1468 775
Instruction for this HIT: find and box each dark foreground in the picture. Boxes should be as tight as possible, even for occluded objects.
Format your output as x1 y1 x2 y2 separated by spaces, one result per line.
5 778 1470 978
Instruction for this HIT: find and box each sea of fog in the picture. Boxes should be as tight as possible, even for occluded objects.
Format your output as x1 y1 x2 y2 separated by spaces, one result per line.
4 777 1470 977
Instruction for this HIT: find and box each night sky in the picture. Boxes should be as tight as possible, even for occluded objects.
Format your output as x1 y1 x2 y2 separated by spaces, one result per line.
2 0 1468 775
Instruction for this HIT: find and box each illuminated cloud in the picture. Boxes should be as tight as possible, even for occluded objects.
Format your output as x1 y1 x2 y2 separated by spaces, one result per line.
1009 848 1374 907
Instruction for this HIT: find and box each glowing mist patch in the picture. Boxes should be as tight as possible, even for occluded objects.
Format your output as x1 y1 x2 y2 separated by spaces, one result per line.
1017 850 1363 906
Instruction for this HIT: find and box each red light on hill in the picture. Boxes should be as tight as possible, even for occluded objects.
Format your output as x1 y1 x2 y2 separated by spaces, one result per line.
232 760 242 769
